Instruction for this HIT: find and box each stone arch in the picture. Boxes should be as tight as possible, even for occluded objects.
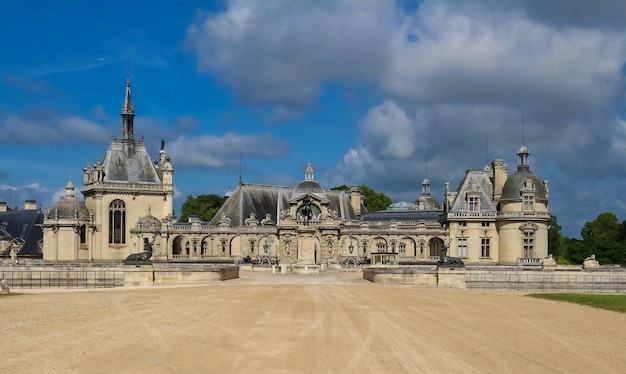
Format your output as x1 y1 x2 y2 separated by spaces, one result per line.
373 236 388 252
200 235 213 256
172 235 184 256
429 237 445 258
401 236 416 257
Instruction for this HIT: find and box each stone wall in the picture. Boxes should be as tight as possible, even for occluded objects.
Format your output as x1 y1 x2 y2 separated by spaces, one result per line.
364 265 626 293
0 262 239 289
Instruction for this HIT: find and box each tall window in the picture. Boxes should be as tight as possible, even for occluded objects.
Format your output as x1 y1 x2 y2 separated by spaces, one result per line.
457 238 467 257
109 200 125 244
481 238 490 257
523 230 534 257
79 224 87 245
469 197 479 212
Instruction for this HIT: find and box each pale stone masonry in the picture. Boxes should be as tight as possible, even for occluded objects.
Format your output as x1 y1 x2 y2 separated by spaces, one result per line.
41 76 549 266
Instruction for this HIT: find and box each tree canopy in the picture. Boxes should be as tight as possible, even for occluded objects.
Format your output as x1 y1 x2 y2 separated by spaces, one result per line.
331 184 392 212
550 212 626 265
180 194 226 222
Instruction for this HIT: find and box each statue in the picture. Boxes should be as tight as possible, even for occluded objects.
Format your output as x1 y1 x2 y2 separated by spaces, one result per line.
124 238 153 264
0 278 9 294
582 254 600 269
161 137 165 150
301 196 313 225
438 245 464 267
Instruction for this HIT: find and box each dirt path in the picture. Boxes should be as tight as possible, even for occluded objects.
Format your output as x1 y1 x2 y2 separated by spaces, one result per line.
2 271 625 373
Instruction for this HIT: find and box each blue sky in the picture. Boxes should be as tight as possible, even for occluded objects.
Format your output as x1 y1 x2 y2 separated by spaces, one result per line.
1 0 625 238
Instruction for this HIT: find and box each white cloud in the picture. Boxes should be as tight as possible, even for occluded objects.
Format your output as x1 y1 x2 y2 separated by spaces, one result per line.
187 0 626 237
0 114 108 145
167 132 291 168
186 0 394 112
358 100 424 159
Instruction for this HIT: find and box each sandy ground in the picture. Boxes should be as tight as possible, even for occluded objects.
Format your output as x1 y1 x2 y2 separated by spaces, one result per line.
2 270 626 374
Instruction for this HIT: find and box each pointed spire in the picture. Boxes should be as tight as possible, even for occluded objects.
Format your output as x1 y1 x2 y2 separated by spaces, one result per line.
121 72 135 141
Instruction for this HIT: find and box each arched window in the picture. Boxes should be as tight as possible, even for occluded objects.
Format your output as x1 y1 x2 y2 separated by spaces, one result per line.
109 200 126 244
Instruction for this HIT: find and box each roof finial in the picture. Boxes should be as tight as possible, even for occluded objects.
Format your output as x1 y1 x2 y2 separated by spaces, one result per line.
238 147 243 186
121 63 135 141
522 106 525 146
424 149 428 179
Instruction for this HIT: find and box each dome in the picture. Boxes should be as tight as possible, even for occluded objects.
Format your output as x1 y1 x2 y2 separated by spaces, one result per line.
294 180 326 196
501 144 546 201
47 178 90 220
500 169 547 201
292 162 327 200
416 195 442 210
137 214 162 230
48 197 89 220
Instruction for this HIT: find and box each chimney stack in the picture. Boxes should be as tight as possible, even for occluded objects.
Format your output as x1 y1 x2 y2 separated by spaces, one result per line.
24 200 37 211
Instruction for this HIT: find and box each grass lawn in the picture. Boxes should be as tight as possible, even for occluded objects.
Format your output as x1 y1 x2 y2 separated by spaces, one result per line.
526 293 626 313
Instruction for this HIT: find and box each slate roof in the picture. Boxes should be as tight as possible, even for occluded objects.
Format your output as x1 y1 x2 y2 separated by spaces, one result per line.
501 166 547 202
448 168 498 213
208 183 359 227
0 209 44 256
102 140 162 184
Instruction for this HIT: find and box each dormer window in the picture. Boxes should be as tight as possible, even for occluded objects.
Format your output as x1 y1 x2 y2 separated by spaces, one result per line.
469 197 479 212
521 179 536 212
523 195 534 211
466 179 481 212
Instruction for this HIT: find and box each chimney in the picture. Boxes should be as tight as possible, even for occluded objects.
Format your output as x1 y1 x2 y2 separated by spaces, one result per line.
24 200 37 211
0 201 6 212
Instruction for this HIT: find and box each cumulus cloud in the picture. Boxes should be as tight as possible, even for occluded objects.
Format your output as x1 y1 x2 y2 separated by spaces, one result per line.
0 112 109 145
186 0 394 114
167 132 291 168
187 0 626 236
358 100 424 159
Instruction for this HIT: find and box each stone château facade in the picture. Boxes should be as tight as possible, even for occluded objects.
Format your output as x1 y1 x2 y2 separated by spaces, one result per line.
41 77 549 265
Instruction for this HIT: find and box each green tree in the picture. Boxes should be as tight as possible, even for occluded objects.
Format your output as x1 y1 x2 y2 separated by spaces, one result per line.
577 212 625 264
180 194 226 222
548 214 568 260
331 184 392 212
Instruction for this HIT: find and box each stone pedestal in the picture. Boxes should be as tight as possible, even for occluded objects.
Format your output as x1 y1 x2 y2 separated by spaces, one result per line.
437 267 467 288
297 228 317 265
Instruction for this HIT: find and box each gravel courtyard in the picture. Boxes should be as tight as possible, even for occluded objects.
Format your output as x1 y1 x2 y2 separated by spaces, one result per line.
2 270 625 373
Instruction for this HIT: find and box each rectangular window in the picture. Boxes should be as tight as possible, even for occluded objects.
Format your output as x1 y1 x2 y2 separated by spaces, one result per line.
469 197 479 211
523 231 534 257
457 238 467 257
481 222 490 227
523 195 534 211
481 238 490 257
458 221 467 227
